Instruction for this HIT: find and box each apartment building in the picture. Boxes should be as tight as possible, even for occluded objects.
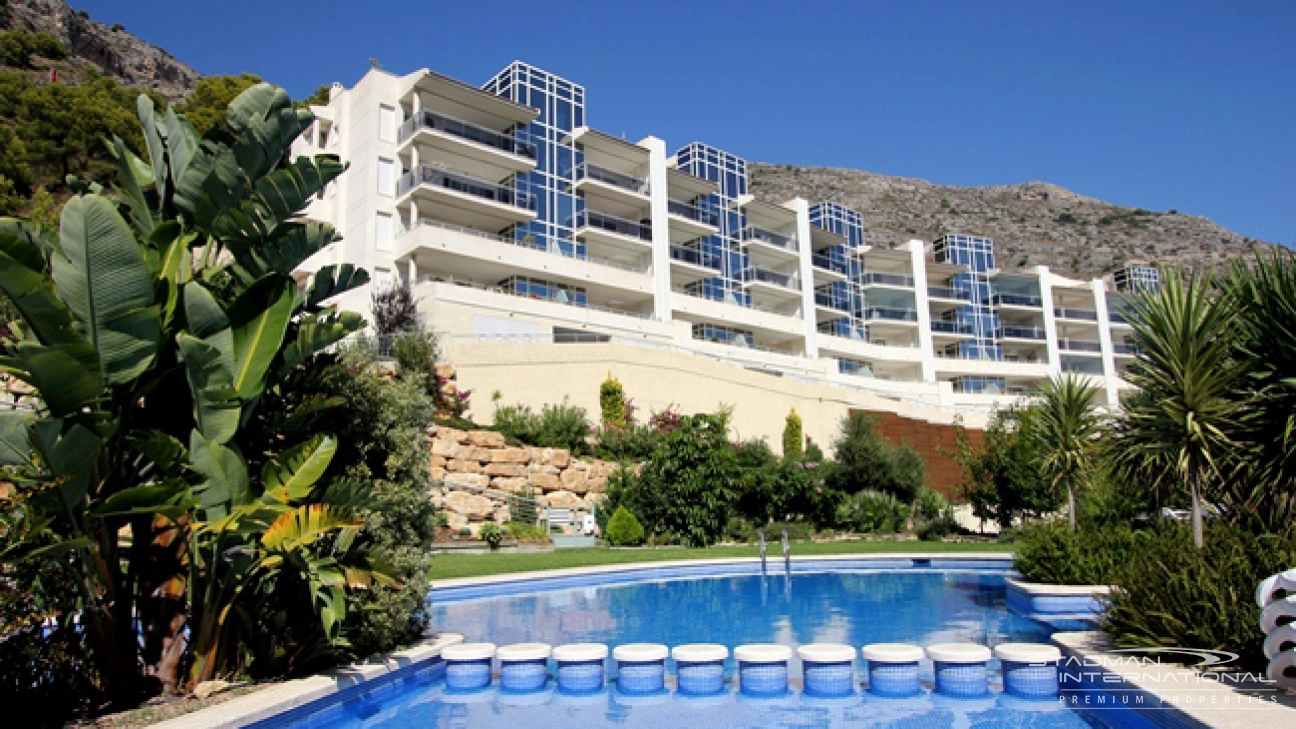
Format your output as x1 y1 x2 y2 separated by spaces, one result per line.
292 61 1155 422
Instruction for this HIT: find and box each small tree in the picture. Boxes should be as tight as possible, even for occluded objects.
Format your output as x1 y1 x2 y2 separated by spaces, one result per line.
1036 376 1105 533
783 408 804 460
826 413 924 503
599 373 626 428
371 279 420 336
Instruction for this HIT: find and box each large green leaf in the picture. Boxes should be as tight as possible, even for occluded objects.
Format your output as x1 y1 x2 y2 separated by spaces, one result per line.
261 434 337 503
226 276 295 400
0 218 59 261
229 222 340 283
106 135 155 238
92 481 194 520
0 410 34 467
164 106 199 185
303 264 369 312
127 430 189 476
212 156 344 248
177 333 239 444
183 282 232 348
137 96 170 205
14 341 103 417
190 430 250 520
278 310 363 377
0 241 84 348
52 196 161 386
28 423 101 512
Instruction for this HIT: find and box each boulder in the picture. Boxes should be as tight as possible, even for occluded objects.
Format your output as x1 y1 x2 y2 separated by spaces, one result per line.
492 477 530 493
560 468 588 494
447 459 484 474
446 511 470 531
443 490 495 520
529 463 560 475
530 472 562 492
467 430 506 449
434 427 469 444
430 455 447 469
485 462 527 477
587 476 606 494
452 445 494 462
492 447 531 464
430 465 447 481
431 439 458 458
546 490 583 509
435 363 456 380
532 447 571 468
493 505 511 523
444 473 490 490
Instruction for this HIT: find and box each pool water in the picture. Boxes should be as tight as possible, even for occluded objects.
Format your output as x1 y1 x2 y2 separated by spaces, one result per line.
272 569 1120 729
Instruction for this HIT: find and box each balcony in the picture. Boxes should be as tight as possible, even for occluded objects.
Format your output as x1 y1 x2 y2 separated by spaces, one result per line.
571 163 650 214
1054 306 1099 322
814 291 852 313
1059 338 1103 353
997 326 1047 340
1112 342 1141 357
927 285 971 302
668 244 722 283
865 307 918 323
994 292 1043 308
397 165 536 228
397 110 536 178
930 320 975 336
573 210 652 255
1109 310 1133 326
741 267 801 296
861 272 915 288
667 200 720 241
812 254 850 275
741 226 798 255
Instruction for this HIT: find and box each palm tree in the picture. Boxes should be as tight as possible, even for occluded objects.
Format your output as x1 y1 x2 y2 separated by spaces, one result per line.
1114 273 1241 548
1036 375 1105 532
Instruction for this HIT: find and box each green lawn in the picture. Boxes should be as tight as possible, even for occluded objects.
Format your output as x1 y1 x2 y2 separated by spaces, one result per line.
429 539 1014 580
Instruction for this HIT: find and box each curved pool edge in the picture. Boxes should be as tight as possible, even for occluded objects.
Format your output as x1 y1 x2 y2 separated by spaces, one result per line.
148 632 464 729
431 552 1017 601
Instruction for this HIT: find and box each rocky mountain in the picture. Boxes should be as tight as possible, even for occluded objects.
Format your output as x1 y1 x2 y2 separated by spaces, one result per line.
1 0 198 101
748 163 1274 277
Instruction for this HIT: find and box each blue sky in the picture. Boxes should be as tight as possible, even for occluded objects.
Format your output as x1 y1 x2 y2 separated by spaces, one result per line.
76 0 1293 244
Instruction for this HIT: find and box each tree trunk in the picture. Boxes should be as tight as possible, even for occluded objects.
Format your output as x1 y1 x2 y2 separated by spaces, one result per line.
1190 474 1204 549
1067 484 1077 533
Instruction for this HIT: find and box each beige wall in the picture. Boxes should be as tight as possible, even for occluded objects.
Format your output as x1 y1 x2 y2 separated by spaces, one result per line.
445 339 989 456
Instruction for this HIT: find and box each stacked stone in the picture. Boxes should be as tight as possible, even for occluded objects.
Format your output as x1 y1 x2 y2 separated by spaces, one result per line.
428 426 618 536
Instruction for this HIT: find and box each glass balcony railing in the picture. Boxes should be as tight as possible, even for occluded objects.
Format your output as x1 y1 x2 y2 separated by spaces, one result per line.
572 210 651 241
997 326 1047 340
573 162 649 195
926 286 971 301
741 226 798 253
811 254 849 275
861 272 915 287
1061 359 1105 375
669 244 722 270
994 292 1044 308
1054 306 1099 321
1112 342 1141 355
1109 310 1131 324
741 267 800 291
865 307 918 322
1059 338 1103 353
397 165 536 210
814 292 852 312
398 110 536 159
930 320 974 334
667 200 719 226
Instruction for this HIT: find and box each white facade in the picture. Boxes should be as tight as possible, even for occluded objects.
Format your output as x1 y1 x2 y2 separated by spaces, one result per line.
293 64 1149 417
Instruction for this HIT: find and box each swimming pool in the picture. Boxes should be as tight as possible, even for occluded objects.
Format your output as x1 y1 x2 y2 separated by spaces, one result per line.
250 560 1131 729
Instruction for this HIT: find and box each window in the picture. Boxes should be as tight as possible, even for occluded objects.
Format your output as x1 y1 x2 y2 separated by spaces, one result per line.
378 104 396 142
375 212 393 252
377 158 395 196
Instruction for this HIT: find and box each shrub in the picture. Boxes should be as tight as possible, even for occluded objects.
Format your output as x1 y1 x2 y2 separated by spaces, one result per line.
1012 521 1145 585
535 400 592 455
599 374 627 428
370 279 420 336
605 506 645 546
783 408 803 460
505 522 547 541
916 513 959 541
954 406 1061 529
614 414 740 547
1101 523 1296 670
479 522 503 550
826 413 925 503
594 421 658 461
837 490 909 534
912 487 950 522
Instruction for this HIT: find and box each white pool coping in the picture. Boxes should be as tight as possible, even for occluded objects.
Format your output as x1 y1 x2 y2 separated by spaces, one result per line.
432 552 1016 590
1052 631 1296 729
147 632 464 729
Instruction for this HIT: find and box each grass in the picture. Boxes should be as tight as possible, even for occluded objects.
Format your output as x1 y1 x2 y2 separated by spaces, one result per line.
429 539 1013 580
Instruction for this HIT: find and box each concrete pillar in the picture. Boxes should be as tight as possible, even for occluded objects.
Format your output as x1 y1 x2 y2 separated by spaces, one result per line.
908 240 936 382
1092 279 1120 406
1037 266 1061 376
791 198 819 359
643 137 672 323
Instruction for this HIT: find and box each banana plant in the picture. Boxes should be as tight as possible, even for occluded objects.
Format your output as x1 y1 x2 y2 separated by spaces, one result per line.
0 83 372 700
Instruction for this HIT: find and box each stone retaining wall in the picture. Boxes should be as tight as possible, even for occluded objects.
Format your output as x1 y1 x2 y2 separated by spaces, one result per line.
428 425 617 535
